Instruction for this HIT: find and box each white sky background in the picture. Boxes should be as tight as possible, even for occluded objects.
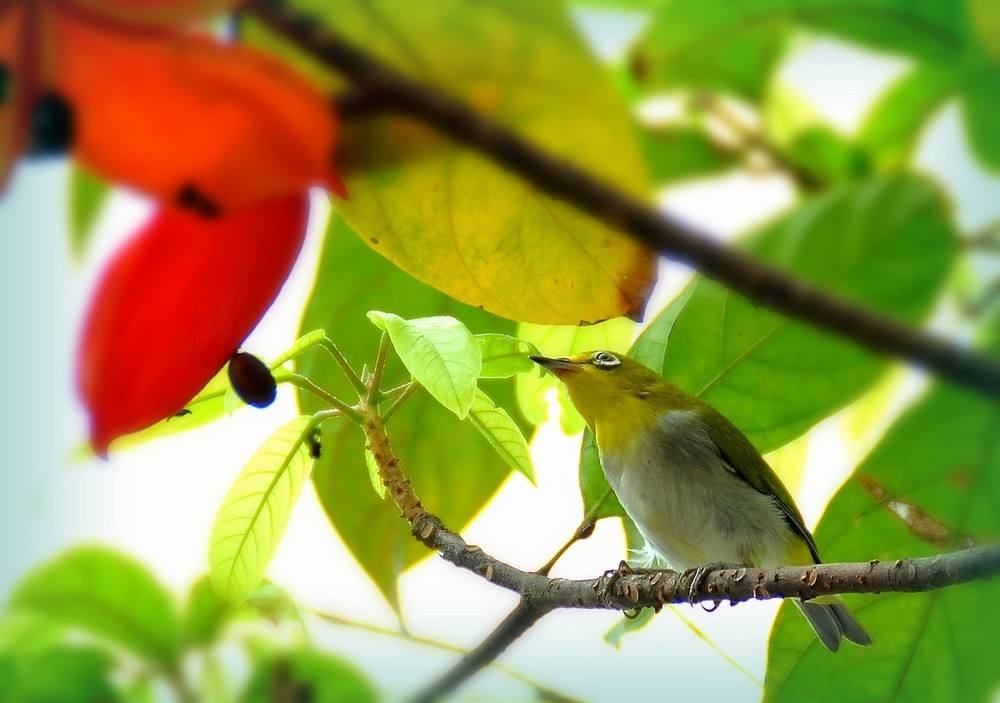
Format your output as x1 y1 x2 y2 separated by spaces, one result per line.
1 9 999 703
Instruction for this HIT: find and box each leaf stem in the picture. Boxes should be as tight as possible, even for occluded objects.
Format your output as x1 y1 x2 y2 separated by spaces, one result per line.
318 338 368 397
285 374 363 422
382 383 419 423
368 331 391 402
537 488 611 576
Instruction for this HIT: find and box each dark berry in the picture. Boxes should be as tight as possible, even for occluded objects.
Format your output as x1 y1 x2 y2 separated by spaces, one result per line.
0 63 10 105
228 352 277 409
176 183 221 218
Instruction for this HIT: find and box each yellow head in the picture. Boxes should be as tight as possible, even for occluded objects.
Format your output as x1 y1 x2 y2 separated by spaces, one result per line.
530 351 688 445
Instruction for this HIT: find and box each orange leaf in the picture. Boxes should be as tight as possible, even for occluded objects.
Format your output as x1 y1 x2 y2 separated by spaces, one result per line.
51 6 344 211
77 192 309 455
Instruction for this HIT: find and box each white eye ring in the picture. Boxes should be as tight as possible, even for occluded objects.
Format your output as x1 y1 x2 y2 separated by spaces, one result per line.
593 351 620 368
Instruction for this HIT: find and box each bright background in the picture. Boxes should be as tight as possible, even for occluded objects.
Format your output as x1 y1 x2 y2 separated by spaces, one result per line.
2 10 999 702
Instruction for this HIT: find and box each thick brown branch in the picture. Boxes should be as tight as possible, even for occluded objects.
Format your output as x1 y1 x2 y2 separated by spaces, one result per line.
249 0 1000 397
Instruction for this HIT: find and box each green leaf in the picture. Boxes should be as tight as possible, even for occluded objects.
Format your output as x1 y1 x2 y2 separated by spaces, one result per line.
364 447 387 499
260 0 654 325
764 382 1000 702
467 388 536 484
579 430 624 518
475 333 540 379
9 547 180 666
368 311 481 419
603 607 656 649
517 318 636 434
632 174 956 452
298 219 528 610
634 0 964 101
631 2 793 99
960 59 1000 170
783 126 871 185
0 645 121 703
182 576 235 647
637 126 739 185
209 416 315 604
67 166 109 262
858 65 956 169
240 649 377 703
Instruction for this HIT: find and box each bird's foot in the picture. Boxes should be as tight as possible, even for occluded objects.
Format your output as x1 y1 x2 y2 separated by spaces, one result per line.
598 560 649 604
681 562 743 608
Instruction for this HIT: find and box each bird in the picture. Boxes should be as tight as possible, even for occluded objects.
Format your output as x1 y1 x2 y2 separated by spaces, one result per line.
531 350 871 652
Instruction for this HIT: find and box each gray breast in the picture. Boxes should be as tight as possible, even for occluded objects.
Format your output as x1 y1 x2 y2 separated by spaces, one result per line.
600 410 792 570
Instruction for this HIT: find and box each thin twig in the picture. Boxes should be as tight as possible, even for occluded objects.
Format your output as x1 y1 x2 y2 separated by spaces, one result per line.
369 332 391 402
538 488 610 576
248 0 1000 398
382 382 419 423
411 602 548 703
284 374 363 422
308 610 580 702
318 338 368 397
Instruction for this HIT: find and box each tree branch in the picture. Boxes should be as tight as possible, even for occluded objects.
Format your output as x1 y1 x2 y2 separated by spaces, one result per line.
248 0 1000 397
357 391 1000 698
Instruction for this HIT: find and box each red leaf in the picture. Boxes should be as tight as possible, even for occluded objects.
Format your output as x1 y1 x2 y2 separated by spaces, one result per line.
50 6 345 210
77 192 309 455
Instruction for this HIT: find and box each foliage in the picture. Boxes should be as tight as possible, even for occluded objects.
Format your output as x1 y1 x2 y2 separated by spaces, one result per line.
765 381 1000 701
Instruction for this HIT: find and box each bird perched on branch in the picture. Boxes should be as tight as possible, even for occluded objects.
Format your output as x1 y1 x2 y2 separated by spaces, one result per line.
531 350 871 652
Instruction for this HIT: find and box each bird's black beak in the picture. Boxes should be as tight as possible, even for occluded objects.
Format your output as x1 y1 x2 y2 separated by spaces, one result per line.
529 355 578 374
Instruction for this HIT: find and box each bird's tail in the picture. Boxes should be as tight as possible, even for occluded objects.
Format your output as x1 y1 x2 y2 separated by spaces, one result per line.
795 599 872 652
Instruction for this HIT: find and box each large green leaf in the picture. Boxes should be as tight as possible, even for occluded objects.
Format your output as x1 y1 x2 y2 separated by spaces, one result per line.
263 0 655 325
297 218 527 610
368 312 481 419
9 547 180 666
0 645 121 703
241 648 377 703
582 175 955 518
209 416 315 604
764 383 1000 701
633 174 955 452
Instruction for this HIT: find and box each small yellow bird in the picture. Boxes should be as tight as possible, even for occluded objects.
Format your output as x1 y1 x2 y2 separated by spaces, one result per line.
531 350 871 652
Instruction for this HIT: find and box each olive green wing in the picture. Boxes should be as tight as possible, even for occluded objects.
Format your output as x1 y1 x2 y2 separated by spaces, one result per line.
704 407 822 564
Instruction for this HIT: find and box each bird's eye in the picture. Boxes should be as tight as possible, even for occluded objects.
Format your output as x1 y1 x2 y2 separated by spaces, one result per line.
592 351 620 368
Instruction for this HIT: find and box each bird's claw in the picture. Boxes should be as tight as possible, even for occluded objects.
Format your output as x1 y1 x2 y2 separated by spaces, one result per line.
598 560 639 604
681 562 742 608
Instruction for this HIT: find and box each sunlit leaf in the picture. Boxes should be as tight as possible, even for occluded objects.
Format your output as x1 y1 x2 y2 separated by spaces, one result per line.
257 0 655 324
299 220 526 610
209 416 315 604
10 547 180 666
241 648 377 703
765 382 1000 701
467 388 536 484
368 311 481 419
67 166 108 261
476 333 540 379
517 318 636 434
